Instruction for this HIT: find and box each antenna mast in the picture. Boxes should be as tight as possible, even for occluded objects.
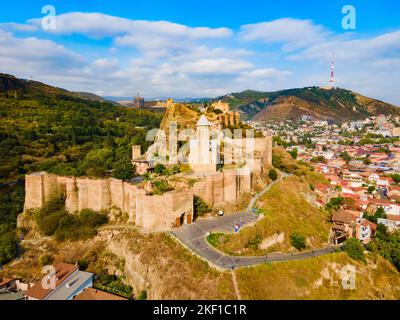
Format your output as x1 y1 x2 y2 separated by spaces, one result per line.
329 54 335 88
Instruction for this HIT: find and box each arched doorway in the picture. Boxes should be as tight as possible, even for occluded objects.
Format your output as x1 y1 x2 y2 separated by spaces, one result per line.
176 212 186 227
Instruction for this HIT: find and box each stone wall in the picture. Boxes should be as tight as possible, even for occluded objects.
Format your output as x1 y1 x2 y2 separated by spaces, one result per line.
24 172 192 233
24 168 254 231
192 169 251 206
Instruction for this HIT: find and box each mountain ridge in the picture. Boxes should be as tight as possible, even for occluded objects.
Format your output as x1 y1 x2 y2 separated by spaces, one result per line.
216 86 400 122
1 73 399 122
0 73 114 104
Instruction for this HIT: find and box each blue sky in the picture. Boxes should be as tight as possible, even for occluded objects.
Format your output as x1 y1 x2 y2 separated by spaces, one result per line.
0 0 399 103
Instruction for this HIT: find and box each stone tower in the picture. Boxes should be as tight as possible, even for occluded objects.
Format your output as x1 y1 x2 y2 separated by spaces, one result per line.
132 145 141 160
189 115 217 174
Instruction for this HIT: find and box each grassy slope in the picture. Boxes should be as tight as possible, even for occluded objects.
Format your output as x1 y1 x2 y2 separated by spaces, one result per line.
5 223 400 300
211 175 331 255
236 252 400 300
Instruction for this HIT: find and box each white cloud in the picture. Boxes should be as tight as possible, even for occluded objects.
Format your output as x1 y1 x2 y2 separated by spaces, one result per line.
288 30 400 62
0 29 84 76
91 58 119 69
27 12 233 51
242 68 292 79
0 12 399 105
239 18 330 50
177 58 252 75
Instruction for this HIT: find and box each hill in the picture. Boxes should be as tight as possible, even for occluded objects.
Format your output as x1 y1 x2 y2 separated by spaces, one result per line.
4 227 400 300
217 87 400 122
0 73 113 104
0 73 163 266
208 148 331 255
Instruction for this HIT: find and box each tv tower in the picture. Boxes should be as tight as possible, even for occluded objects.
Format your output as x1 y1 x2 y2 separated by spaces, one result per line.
329 54 335 88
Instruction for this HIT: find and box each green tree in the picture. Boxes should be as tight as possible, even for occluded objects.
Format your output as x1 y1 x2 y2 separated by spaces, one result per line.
112 158 134 180
154 164 167 175
343 238 366 262
340 151 352 163
391 174 400 184
193 196 212 218
367 186 375 194
268 168 278 181
82 148 114 177
290 233 306 250
288 148 298 160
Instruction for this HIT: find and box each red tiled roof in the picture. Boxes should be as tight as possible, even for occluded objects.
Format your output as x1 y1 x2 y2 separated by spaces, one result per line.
369 198 396 206
73 288 127 300
332 210 359 224
386 214 400 222
0 277 14 287
315 183 330 194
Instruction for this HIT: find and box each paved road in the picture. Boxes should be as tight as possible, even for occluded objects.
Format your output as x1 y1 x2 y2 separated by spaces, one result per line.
172 212 338 270
247 172 290 211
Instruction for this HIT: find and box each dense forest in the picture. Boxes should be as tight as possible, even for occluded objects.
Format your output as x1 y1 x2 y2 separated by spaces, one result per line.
0 74 163 265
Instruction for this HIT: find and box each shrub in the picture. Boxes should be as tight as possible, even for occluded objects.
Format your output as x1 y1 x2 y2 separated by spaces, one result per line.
151 179 174 195
95 274 133 299
325 197 345 211
194 196 212 218
343 238 366 262
288 148 298 160
246 235 262 249
290 233 306 250
0 226 18 265
137 290 147 300
38 254 54 266
34 197 108 242
154 164 167 175
268 168 278 181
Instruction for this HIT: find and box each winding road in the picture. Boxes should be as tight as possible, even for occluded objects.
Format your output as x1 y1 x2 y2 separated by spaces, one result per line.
172 173 339 270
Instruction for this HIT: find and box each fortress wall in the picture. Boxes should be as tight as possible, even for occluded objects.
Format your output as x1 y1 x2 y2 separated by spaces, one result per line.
265 136 273 166
254 136 273 166
88 179 111 211
56 176 69 194
124 183 137 223
43 174 60 202
140 189 194 232
140 193 171 232
253 158 262 174
110 179 124 209
65 177 78 212
213 173 224 205
238 169 252 194
24 173 45 210
135 189 146 227
77 178 89 212
205 176 215 205
193 180 205 198
223 170 237 202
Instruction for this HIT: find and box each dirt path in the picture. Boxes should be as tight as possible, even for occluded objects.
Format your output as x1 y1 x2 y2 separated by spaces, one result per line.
231 270 242 300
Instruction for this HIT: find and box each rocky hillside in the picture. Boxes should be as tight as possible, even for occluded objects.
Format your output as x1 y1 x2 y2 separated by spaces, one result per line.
4 227 400 300
217 87 400 122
